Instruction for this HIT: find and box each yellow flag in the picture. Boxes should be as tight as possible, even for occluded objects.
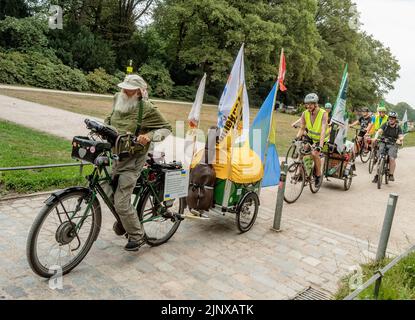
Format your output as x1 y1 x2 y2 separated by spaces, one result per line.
218 85 244 144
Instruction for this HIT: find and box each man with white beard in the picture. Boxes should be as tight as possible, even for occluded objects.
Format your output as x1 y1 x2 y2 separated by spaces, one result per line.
104 74 172 251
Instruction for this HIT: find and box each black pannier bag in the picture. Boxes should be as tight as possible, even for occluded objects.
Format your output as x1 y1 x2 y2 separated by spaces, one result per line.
71 136 112 164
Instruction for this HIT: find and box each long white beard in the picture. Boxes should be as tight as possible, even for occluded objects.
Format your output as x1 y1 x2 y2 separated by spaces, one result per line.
114 92 139 113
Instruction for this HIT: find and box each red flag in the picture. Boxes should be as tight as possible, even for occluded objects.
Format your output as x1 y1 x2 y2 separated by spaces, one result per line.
278 49 287 92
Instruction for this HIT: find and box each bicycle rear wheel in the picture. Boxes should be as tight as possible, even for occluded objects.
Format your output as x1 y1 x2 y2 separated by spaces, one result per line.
284 162 305 204
137 188 184 246
26 190 101 278
360 147 371 163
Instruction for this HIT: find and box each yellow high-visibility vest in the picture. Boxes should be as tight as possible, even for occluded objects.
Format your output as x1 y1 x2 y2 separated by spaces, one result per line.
305 108 330 143
373 114 389 132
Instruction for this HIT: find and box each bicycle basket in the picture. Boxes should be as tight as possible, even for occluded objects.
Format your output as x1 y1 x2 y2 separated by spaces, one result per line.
71 136 112 163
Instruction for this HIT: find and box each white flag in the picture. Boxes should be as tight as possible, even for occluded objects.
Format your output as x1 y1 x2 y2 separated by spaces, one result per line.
334 119 349 153
188 73 207 125
217 44 250 143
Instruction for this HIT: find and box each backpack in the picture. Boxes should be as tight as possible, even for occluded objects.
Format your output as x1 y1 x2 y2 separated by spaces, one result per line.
187 127 218 211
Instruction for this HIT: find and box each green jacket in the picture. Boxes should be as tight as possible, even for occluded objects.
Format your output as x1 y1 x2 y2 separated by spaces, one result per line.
105 93 172 154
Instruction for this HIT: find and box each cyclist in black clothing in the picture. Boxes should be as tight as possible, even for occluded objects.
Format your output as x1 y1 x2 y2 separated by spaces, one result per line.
349 107 372 153
372 111 404 183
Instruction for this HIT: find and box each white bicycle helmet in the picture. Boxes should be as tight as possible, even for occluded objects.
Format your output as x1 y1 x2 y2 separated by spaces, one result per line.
304 93 319 104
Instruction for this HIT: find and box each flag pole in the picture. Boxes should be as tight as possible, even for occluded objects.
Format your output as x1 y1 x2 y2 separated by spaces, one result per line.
189 73 207 167
263 48 283 173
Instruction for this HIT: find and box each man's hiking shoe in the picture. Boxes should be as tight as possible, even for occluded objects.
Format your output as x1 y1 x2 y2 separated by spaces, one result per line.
124 238 146 252
372 175 379 183
389 174 395 182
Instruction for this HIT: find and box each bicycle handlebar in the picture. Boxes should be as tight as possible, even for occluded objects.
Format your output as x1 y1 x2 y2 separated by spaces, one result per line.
85 119 118 146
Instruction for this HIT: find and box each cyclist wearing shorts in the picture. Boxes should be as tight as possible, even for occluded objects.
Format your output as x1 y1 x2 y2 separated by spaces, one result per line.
372 112 404 183
296 93 330 187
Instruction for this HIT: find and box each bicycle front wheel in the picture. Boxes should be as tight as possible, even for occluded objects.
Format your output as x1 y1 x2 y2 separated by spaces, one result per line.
285 144 299 164
26 190 102 278
377 158 385 190
284 162 305 204
137 188 184 246
368 150 376 174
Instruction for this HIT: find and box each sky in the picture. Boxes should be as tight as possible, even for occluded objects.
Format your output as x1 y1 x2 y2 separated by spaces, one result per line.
353 0 415 107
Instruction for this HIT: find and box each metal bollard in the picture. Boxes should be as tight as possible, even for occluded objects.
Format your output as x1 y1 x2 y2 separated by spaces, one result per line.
376 193 399 261
272 162 288 232
373 193 399 299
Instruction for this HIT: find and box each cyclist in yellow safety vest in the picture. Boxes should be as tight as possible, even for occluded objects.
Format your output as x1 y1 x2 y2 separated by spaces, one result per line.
296 93 330 188
366 106 389 136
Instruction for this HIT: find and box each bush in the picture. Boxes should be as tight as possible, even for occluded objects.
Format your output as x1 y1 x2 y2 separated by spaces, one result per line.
48 24 117 73
0 51 89 92
169 85 197 102
0 16 55 58
86 68 123 94
139 60 174 98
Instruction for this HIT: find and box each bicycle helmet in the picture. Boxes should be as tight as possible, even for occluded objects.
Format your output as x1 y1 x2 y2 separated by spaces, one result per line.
325 102 332 110
304 93 319 104
388 111 398 118
362 107 370 112
377 105 387 112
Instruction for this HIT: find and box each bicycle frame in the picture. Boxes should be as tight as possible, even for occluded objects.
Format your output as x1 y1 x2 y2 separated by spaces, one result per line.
64 152 170 234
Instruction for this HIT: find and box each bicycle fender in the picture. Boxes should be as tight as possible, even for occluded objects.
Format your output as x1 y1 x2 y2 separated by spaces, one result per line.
237 191 260 212
44 187 94 206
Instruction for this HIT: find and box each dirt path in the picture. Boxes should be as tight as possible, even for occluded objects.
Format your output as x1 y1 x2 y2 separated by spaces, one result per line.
1 94 414 253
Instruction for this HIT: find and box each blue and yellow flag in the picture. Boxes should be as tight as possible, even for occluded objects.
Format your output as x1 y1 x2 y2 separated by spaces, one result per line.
249 82 280 187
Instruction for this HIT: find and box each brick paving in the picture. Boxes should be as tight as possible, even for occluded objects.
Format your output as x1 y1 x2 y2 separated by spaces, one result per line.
0 195 380 300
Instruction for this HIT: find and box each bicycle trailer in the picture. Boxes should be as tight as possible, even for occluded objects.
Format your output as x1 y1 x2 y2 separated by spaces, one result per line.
189 138 263 232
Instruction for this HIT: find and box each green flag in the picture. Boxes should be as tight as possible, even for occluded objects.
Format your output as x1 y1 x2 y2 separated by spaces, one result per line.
332 64 348 126
402 110 408 134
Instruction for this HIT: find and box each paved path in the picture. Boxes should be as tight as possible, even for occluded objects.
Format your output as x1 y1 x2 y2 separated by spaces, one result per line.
0 94 414 299
0 195 378 300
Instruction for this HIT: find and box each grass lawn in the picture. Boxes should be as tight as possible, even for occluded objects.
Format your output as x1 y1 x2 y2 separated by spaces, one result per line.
0 88 300 154
0 120 92 196
335 251 415 300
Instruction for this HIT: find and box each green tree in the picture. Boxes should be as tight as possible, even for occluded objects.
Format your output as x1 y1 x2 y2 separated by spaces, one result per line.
0 0 30 20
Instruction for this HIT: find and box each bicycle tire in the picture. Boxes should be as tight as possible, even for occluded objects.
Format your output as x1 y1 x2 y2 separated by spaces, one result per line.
368 150 376 174
360 146 370 163
309 173 322 194
284 162 305 204
137 188 184 246
384 159 389 185
26 190 102 278
285 144 298 164
235 192 259 233
344 169 353 191
377 158 385 190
